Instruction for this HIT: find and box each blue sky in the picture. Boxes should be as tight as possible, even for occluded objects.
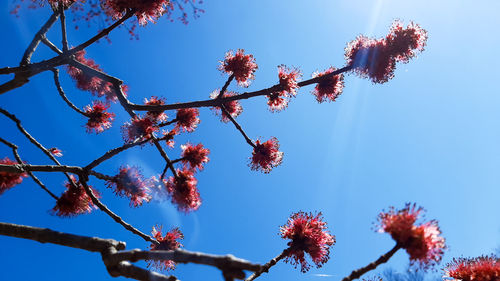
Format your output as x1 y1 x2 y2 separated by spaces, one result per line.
1 1 499 281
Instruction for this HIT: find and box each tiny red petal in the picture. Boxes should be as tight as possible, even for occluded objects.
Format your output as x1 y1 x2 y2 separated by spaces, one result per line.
103 0 172 25
49 148 63 157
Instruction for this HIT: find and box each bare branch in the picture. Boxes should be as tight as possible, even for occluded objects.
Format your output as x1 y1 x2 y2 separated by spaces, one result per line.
106 248 263 272
0 137 58 200
52 68 89 116
41 36 63 54
78 176 159 245
341 244 401 281
20 12 60 65
245 249 288 281
0 222 126 252
59 3 69 52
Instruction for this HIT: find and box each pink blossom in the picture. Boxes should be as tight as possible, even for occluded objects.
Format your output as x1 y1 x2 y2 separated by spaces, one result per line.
268 65 302 112
66 50 128 102
0 157 27 195
210 90 243 122
84 101 115 133
377 203 446 269
445 255 499 281
49 147 63 157
148 225 183 271
106 166 152 207
180 143 210 171
144 96 168 123
280 212 335 272
250 137 283 173
311 67 344 103
345 20 427 83
121 115 159 143
219 49 258 87
103 0 173 25
52 175 98 217
175 108 200 133
165 169 201 212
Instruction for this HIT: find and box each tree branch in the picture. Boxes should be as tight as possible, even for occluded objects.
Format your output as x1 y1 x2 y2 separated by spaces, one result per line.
341 244 401 281
106 248 263 272
20 11 60 65
245 249 289 281
52 68 89 117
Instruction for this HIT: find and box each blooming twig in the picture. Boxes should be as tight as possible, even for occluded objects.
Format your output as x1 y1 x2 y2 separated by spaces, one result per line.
51 68 89 117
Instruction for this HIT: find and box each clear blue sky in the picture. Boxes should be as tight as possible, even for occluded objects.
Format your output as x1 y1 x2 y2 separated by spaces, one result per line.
1 1 499 281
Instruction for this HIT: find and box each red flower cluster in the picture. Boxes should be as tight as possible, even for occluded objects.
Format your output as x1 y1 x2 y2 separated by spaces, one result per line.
163 129 178 148
49 147 63 157
0 157 27 195
377 203 446 268
345 20 427 83
145 96 168 123
148 225 184 271
445 255 499 281
267 65 302 112
280 212 335 273
175 108 200 133
103 0 173 25
66 50 127 102
84 101 115 133
121 115 159 143
164 168 201 212
52 175 98 217
180 143 210 171
219 49 258 87
311 67 344 103
106 166 152 207
210 90 243 122
250 137 283 173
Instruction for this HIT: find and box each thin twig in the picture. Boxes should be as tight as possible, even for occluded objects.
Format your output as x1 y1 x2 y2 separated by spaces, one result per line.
245 249 289 281
20 12 60 65
59 3 69 52
41 36 63 54
0 107 78 189
221 105 255 148
341 244 401 281
51 68 89 116
0 138 58 200
105 248 263 272
78 175 158 245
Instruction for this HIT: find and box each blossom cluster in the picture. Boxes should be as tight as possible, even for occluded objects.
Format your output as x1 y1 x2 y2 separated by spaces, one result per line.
106 166 152 207
377 203 446 269
280 212 335 272
148 225 184 271
52 175 99 217
345 20 428 83
0 157 27 196
444 255 499 281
